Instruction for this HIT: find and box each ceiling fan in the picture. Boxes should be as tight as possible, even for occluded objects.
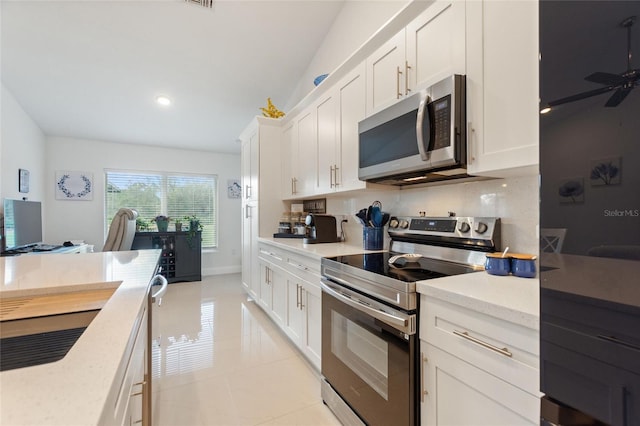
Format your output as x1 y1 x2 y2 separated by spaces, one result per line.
547 15 639 109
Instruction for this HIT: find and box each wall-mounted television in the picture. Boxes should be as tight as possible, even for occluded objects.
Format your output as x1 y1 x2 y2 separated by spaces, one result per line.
3 199 43 252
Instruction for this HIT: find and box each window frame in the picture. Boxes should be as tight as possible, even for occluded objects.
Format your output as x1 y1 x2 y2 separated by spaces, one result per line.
104 169 218 248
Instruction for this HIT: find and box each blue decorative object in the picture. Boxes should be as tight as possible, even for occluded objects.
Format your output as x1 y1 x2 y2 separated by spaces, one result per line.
314 74 329 86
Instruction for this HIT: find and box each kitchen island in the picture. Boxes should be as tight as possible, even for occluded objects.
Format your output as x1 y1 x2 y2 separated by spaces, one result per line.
0 250 160 426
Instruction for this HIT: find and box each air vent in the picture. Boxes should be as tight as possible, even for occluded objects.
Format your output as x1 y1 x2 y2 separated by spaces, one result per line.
185 0 214 8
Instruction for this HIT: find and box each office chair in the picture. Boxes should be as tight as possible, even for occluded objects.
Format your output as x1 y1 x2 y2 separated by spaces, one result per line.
103 208 138 251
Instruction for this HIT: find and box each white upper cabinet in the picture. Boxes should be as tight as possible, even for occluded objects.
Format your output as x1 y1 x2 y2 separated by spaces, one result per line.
315 62 368 195
296 109 317 197
466 0 539 177
366 30 407 114
316 91 338 194
336 63 367 192
406 0 466 92
281 108 318 199
366 0 466 115
281 121 297 199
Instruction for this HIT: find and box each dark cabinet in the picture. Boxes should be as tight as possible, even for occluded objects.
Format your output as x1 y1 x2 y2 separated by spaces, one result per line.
131 231 201 283
541 289 640 425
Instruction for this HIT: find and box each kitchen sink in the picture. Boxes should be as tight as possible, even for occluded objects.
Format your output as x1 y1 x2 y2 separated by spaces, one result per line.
0 287 116 371
1 326 88 371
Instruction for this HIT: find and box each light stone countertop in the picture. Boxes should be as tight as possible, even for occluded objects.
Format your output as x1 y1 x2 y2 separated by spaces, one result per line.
417 271 539 330
0 250 160 426
258 237 381 260
262 237 539 329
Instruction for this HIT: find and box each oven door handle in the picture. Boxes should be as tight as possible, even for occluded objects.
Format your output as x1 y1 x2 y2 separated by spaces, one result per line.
321 280 414 334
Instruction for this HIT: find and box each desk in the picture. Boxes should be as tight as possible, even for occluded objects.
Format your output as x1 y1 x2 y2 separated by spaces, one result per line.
1 243 91 256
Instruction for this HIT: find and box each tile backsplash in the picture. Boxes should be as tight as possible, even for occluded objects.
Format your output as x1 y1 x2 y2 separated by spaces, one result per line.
327 175 539 255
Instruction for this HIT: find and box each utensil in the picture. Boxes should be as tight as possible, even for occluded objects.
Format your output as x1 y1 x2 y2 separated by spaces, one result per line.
501 246 510 258
381 212 390 226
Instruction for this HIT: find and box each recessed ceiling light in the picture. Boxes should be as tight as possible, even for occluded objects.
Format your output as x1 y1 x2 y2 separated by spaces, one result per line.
540 107 551 114
156 96 171 106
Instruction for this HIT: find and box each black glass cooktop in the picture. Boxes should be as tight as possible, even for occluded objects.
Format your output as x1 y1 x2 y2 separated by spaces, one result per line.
326 252 476 283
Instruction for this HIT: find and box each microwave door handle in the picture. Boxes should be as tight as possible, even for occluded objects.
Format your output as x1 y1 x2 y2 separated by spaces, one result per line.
416 94 432 161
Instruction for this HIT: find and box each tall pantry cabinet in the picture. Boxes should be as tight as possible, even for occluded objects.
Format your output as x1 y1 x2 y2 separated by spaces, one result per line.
239 117 284 299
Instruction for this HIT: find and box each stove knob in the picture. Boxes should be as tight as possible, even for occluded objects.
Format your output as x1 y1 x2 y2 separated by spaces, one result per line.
399 219 410 229
458 222 470 233
475 222 488 234
389 218 399 228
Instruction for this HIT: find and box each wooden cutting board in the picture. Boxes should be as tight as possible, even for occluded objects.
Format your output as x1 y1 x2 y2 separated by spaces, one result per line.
0 288 117 322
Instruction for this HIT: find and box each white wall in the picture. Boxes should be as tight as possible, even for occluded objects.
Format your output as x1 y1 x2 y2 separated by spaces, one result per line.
0 84 47 250
285 0 409 110
45 136 241 275
326 175 540 256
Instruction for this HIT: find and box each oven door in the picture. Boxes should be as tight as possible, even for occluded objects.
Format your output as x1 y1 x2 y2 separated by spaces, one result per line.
321 279 417 426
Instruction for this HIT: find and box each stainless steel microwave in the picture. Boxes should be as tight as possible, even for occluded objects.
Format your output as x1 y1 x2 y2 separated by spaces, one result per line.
358 74 468 186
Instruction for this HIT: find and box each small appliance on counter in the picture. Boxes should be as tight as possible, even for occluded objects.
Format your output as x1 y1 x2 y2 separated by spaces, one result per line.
303 214 339 244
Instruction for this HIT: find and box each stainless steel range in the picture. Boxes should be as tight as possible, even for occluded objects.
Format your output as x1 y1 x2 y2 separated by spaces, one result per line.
320 216 501 426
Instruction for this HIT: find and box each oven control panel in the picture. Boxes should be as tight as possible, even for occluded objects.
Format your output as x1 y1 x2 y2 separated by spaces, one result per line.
388 216 500 242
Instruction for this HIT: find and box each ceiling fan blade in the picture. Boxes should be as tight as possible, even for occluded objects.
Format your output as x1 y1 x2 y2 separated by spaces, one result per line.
585 71 626 86
547 86 614 107
605 87 632 107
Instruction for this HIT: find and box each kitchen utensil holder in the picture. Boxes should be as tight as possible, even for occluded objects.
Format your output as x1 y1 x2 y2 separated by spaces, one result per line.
363 227 384 250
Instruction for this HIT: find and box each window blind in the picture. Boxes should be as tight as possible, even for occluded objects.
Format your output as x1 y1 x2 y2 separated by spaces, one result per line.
105 170 217 247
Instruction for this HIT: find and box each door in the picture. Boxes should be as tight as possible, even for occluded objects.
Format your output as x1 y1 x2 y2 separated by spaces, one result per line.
316 92 338 194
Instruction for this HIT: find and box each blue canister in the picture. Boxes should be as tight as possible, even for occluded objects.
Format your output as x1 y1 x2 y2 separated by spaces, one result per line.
363 227 384 250
485 253 511 276
511 255 537 278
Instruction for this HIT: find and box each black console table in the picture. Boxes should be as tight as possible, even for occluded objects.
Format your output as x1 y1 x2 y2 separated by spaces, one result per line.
131 231 201 283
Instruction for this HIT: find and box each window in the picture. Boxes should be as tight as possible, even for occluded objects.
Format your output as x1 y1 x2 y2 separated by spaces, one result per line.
105 170 217 247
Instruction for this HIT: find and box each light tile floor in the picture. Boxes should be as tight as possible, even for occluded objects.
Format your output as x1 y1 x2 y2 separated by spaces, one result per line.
152 273 341 426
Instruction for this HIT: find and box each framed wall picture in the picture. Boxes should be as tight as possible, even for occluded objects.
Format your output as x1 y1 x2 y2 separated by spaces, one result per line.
55 171 94 200
227 179 241 198
19 169 30 193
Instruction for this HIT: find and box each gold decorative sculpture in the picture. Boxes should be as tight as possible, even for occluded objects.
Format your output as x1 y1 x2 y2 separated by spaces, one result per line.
260 98 285 119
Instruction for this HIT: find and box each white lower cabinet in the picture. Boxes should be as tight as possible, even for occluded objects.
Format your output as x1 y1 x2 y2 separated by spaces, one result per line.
420 296 540 425
253 242 322 370
421 341 539 425
105 306 148 426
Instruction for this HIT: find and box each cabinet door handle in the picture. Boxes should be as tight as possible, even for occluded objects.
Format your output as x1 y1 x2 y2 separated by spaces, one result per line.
467 122 476 164
334 165 340 187
405 61 412 95
597 334 640 351
245 185 251 199
396 66 402 99
299 285 305 310
245 205 251 219
296 283 301 308
420 351 427 402
329 165 334 188
453 330 513 358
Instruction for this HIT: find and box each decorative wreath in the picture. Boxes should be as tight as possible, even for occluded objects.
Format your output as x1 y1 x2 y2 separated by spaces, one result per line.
57 174 92 198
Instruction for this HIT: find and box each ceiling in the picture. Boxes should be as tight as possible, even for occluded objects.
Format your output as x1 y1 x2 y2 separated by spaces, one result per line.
1 0 346 154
